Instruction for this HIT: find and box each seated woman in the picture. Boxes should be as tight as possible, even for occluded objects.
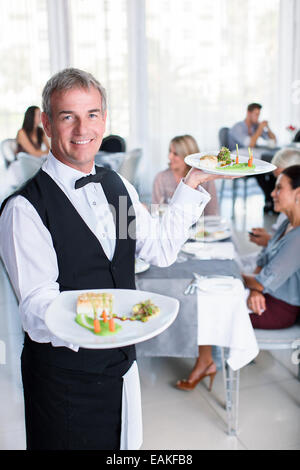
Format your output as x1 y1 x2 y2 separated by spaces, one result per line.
16 106 50 158
176 165 300 391
152 135 219 215
249 148 300 247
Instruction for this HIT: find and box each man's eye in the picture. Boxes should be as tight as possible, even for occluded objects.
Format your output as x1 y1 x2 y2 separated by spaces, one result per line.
63 115 72 121
89 113 98 118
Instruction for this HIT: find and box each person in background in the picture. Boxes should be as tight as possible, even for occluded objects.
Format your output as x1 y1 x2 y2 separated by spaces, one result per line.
228 103 276 151
152 135 219 215
249 148 300 247
228 103 277 213
176 165 300 392
16 106 50 157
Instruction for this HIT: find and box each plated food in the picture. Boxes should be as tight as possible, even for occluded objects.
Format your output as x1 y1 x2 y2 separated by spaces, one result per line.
198 155 218 169
76 292 118 335
184 146 276 176
193 229 231 242
75 292 160 336
45 288 179 349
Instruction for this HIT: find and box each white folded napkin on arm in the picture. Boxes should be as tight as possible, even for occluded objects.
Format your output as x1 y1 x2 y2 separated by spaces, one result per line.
196 277 259 370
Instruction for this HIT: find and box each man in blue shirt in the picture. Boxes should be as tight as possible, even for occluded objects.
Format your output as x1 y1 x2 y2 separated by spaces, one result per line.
228 103 276 151
228 103 277 213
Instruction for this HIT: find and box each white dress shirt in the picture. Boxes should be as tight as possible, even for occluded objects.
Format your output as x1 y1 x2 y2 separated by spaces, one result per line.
0 151 210 450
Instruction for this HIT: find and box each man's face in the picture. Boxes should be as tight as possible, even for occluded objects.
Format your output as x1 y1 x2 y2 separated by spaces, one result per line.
42 86 107 172
247 108 261 125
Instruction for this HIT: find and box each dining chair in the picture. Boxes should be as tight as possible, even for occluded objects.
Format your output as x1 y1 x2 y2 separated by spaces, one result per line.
222 319 300 436
0 139 17 167
99 135 126 153
118 148 142 186
16 152 43 182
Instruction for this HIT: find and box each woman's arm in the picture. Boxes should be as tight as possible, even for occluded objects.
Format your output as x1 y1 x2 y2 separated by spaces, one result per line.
17 129 48 157
242 271 263 291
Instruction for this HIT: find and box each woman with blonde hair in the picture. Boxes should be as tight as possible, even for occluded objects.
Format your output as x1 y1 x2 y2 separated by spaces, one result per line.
152 135 219 215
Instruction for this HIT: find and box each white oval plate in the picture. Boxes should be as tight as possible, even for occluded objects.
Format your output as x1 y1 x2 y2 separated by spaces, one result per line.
45 288 179 349
185 152 277 176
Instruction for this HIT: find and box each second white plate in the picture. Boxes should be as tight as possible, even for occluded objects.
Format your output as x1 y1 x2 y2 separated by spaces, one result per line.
185 152 276 176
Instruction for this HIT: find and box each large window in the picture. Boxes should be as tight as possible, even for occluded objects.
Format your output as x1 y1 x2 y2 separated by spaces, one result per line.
68 0 130 140
146 0 280 171
0 0 50 141
0 0 281 183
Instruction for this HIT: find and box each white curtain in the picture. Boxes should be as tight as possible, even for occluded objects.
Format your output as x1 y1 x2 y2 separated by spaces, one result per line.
0 0 50 142
145 0 280 187
0 0 291 198
278 0 300 143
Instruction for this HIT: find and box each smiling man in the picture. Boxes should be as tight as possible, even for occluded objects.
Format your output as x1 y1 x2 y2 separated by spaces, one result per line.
42 83 107 172
0 68 230 450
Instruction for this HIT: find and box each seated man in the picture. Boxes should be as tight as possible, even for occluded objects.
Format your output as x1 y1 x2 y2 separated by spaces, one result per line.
228 102 276 151
228 102 277 213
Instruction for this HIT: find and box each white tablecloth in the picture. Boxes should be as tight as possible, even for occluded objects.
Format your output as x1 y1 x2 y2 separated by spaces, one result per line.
197 278 259 370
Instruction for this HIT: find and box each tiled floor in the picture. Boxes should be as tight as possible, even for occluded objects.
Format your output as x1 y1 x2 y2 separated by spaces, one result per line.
0 177 299 450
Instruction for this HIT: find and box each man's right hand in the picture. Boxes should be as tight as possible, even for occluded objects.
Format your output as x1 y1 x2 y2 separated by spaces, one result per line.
258 120 268 134
249 227 271 247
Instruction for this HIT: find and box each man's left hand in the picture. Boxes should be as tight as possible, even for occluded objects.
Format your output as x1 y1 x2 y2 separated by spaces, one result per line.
184 167 238 190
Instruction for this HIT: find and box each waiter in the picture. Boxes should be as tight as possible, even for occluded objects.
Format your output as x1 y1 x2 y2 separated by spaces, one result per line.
0 68 228 450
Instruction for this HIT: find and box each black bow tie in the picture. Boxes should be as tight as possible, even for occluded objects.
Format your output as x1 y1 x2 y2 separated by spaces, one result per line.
74 169 107 189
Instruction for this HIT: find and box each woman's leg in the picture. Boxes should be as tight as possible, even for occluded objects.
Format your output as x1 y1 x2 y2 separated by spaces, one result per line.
188 345 216 382
250 294 299 329
176 345 217 391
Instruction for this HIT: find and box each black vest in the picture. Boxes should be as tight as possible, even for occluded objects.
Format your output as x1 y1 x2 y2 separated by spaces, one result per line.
1 166 137 376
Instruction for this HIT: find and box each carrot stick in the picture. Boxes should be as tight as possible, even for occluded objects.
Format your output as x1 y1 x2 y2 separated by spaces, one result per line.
236 144 239 164
102 310 108 322
91 298 101 333
94 318 101 334
109 317 115 332
248 147 252 167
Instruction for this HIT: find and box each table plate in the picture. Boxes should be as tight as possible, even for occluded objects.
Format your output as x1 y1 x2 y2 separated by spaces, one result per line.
185 152 276 176
190 228 231 242
45 289 179 349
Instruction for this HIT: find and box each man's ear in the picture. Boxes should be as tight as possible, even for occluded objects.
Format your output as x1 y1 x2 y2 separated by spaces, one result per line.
41 111 51 138
295 187 300 204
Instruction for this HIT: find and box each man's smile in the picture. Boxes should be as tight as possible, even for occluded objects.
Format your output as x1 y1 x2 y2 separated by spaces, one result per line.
70 138 94 145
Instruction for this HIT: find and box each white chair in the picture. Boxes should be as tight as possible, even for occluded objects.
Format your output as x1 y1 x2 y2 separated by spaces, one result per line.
16 152 43 182
118 148 142 185
0 139 17 167
222 320 300 436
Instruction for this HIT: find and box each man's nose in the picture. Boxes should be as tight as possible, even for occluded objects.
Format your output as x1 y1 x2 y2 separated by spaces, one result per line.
74 118 88 135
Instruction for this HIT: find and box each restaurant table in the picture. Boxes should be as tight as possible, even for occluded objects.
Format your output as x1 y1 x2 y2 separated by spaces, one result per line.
135 251 251 435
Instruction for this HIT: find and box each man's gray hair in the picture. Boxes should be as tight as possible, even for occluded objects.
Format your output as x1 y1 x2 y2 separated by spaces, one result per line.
271 148 300 169
42 67 107 118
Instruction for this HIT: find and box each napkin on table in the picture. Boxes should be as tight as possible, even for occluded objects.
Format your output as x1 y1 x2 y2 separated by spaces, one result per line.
182 241 236 260
196 277 259 370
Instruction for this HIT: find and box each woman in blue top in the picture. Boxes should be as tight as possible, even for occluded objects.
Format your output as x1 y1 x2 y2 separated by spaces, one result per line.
177 165 300 391
243 164 300 329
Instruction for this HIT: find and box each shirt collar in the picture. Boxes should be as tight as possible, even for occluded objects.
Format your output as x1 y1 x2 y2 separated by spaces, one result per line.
42 151 96 191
